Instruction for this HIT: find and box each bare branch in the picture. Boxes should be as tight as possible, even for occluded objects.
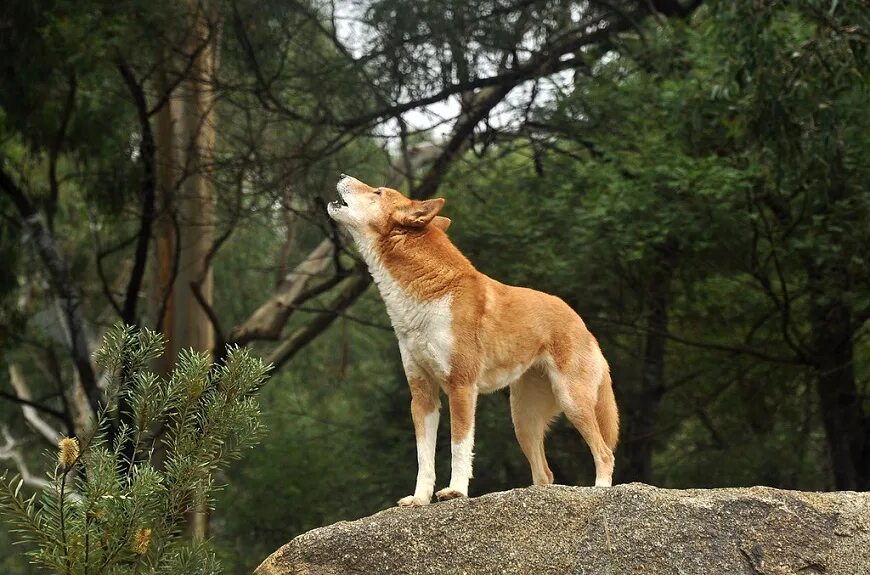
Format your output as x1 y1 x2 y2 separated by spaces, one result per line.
229 239 335 345
334 51 589 130
267 273 373 370
0 167 99 415
588 315 806 366
414 85 514 199
0 427 52 492
118 60 158 327
0 390 66 420
8 365 62 446
191 280 226 350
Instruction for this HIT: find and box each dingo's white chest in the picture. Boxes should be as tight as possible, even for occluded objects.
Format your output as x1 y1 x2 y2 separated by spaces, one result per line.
354 233 454 379
390 294 453 379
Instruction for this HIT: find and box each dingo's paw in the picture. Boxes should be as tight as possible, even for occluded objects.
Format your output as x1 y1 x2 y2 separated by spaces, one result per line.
435 488 466 501
397 495 430 507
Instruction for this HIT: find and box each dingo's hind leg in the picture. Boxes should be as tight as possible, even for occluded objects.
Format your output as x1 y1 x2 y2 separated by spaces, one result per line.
549 363 615 487
510 370 560 485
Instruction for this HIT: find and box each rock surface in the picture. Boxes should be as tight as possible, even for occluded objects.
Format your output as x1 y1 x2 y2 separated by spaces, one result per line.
254 483 869 575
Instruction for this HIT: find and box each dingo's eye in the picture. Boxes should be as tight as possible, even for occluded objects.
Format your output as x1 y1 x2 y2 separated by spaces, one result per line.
373 188 382 195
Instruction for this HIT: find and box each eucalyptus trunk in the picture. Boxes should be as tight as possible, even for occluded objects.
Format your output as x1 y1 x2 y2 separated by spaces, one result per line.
149 0 221 540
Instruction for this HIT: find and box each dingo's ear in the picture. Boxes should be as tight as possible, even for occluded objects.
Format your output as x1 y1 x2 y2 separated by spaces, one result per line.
395 198 445 228
432 216 451 232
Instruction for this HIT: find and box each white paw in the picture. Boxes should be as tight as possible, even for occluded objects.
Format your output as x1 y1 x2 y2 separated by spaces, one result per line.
594 479 613 487
397 495 430 507
435 488 466 501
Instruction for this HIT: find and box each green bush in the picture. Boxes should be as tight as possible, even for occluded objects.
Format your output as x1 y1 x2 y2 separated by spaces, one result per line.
0 324 271 574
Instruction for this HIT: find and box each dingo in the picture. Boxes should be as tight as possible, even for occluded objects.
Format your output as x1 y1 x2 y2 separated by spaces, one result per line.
327 175 619 506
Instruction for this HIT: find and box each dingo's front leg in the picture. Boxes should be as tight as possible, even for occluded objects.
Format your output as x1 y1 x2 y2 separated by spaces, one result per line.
436 384 478 501
398 376 440 507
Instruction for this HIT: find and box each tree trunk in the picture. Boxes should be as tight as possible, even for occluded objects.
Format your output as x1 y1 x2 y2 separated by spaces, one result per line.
148 1 220 540
177 1 219 541
149 56 179 376
804 159 867 490
172 7 216 370
619 245 677 483
809 282 868 491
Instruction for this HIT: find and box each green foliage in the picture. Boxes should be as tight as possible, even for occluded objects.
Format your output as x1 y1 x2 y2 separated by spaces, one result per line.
1 0 867 572
0 324 271 574
432 0 867 491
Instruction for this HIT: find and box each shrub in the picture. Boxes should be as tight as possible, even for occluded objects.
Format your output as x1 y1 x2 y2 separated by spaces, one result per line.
0 323 271 574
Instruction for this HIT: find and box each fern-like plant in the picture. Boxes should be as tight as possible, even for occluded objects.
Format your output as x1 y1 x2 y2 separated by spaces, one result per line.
0 323 271 574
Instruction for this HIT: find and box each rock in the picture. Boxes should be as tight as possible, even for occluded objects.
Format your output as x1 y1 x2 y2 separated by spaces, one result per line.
254 483 870 575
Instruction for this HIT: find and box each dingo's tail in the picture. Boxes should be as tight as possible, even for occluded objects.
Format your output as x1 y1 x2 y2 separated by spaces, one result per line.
596 372 619 451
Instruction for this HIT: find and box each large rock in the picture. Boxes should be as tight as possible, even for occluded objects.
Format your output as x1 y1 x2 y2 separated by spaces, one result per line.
254 483 869 575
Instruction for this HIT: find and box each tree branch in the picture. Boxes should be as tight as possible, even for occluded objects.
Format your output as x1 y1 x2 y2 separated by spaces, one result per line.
0 390 66 421
8 364 63 446
334 51 590 131
267 273 373 370
413 85 515 199
588 315 806 366
47 73 77 232
228 239 336 346
118 60 157 327
0 427 52 492
0 167 99 415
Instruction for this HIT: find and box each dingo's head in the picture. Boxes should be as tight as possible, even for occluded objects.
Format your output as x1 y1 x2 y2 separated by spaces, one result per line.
327 175 450 234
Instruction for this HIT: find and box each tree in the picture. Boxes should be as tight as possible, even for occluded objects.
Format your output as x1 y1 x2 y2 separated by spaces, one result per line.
708 0 869 489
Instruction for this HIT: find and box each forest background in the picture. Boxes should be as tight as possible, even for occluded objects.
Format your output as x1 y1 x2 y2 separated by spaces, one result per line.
0 0 867 573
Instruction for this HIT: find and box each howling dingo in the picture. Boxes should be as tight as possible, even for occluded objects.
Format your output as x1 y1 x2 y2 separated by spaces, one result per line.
327 175 619 506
